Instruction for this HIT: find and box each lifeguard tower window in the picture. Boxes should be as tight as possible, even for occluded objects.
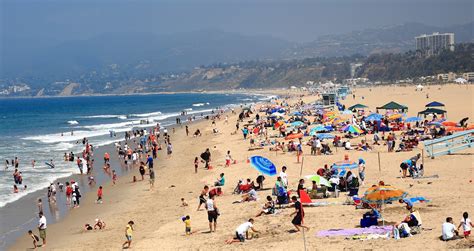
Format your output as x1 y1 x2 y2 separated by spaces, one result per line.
322 93 336 106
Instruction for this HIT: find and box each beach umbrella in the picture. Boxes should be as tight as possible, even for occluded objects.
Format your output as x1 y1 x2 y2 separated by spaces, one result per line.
441 121 457 127
249 156 277 176
427 121 442 127
274 120 285 128
342 110 353 115
270 112 285 118
332 161 358 170
388 113 404 120
405 117 421 122
291 111 303 116
362 185 408 205
316 133 335 140
309 125 327 136
305 175 331 187
342 124 362 134
290 121 305 127
364 113 382 122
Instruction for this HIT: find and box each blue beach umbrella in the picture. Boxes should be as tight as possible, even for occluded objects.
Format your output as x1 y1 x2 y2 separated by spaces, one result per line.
310 125 326 135
332 161 358 170
249 156 277 176
291 121 305 127
365 113 383 122
291 111 303 116
427 121 442 127
317 133 335 140
405 117 421 122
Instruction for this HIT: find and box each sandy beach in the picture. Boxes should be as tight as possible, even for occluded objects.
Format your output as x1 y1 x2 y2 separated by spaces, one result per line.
9 84 474 250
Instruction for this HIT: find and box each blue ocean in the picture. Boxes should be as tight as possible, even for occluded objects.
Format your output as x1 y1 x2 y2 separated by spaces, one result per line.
0 93 268 207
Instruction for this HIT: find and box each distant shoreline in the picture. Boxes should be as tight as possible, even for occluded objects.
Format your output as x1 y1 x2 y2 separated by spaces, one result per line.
0 82 470 99
0 89 282 100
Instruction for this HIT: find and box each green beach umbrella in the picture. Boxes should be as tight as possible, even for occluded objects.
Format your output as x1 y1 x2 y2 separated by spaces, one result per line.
304 175 331 187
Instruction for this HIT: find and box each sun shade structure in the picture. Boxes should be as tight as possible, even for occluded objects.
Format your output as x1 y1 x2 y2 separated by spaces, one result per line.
425 101 445 107
249 156 277 176
348 104 368 110
332 161 358 170
362 185 408 204
418 108 447 116
405 117 421 122
304 175 331 187
377 101 408 111
364 113 383 122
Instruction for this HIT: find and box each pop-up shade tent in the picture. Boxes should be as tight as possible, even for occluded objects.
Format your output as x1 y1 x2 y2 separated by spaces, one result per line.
425 101 445 108
348 104 368 110
376 101 408 112
418 108 447 117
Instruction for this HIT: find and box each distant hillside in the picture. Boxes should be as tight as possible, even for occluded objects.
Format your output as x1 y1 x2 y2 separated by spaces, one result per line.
286 22 474 58
156 56 361 91
355 43 474 81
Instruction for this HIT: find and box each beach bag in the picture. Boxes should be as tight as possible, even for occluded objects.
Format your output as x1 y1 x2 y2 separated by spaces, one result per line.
351 177 360 188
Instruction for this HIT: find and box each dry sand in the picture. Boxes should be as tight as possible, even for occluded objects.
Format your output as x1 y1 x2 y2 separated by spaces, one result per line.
10 84 474 250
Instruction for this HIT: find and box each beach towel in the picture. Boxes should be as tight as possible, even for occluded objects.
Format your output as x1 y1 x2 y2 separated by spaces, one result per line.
407 196 431 204
317 226 393 237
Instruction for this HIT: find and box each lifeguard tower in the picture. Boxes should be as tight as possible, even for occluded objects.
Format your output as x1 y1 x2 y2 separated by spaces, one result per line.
322 93 336 106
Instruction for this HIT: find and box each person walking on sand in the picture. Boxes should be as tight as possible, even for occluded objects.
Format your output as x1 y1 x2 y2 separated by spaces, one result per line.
112 170 117 185
96 186 103 204
139 163 146 180
206 194 218 232
38 212 47 247
149 168 155 190
122 221 134 249
197 185 210 211
290 196 309 232
194 157 199 173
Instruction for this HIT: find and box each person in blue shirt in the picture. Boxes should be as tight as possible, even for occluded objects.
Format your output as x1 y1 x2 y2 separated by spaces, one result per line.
146 155 154 169
214 173 225 186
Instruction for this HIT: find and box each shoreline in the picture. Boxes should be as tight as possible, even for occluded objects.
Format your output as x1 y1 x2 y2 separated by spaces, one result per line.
7 84 474 250
0 82 471 100
1 97 260 250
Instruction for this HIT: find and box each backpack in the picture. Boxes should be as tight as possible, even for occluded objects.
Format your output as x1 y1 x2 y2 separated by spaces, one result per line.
351 177 360 188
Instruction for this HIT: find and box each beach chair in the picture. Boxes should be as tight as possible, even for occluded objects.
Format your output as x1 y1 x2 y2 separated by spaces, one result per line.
410 210 423 234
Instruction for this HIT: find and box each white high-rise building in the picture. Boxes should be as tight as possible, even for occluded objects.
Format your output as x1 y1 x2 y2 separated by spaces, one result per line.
415 32 454 56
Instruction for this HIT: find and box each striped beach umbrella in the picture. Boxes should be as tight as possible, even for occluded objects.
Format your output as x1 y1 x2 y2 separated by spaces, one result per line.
249 156 277 176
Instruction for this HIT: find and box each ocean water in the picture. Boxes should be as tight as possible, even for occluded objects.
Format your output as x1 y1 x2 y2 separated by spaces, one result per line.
0 93 269 208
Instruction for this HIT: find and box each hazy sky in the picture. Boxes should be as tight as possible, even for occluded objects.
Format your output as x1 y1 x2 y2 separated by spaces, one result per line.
1 0 473 44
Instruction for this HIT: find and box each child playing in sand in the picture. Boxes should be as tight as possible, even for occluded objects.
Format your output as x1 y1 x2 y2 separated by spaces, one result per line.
96 186 103 204
225 151 232 167
183 215 192 235
181 198 188 207
28 230 39 249
457 212 473 238
94 218 106 229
